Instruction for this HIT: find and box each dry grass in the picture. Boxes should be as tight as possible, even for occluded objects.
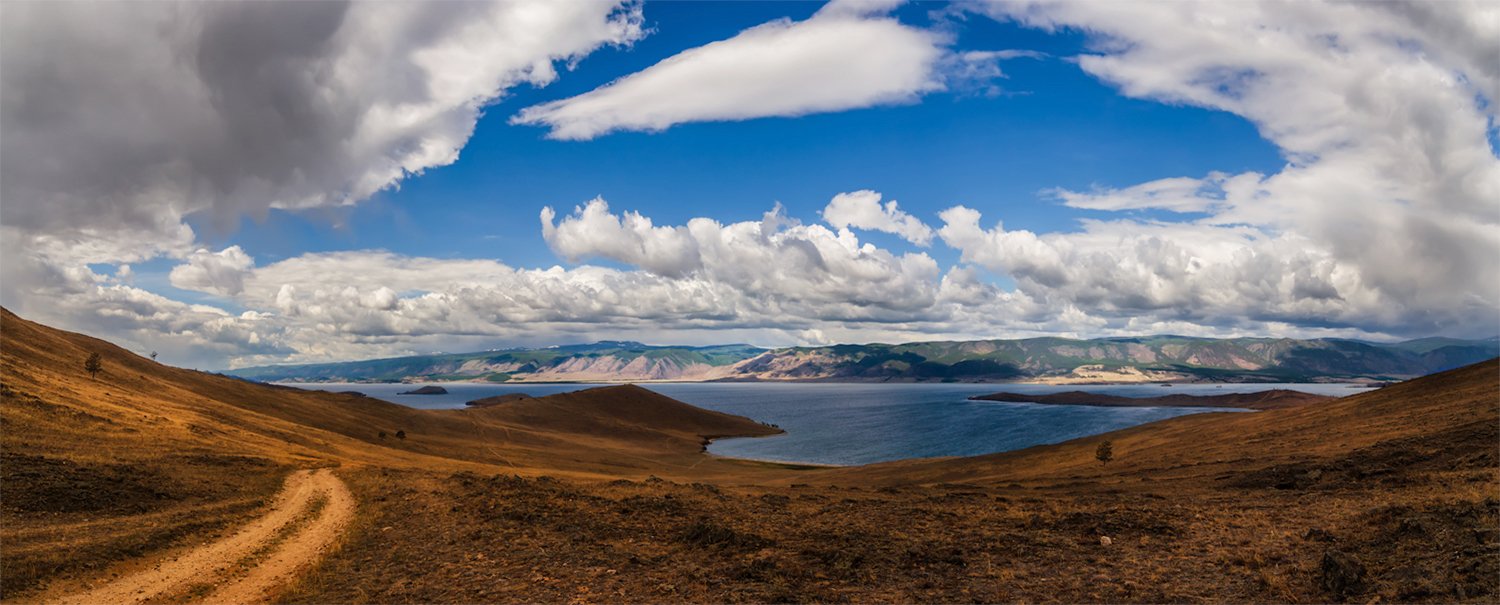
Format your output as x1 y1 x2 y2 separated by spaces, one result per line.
3 308 1497 603
0 450 288 597
281 466 1497 603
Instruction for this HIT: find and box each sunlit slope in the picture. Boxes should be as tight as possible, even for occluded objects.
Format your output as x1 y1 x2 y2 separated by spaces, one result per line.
0 308 778 478
823 357 1499 487
0 308 782 598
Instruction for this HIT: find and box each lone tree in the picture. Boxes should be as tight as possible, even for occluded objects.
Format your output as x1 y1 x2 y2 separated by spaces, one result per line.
149 351 158 361
84 352 102 380
1095 440 1114 465
395 430 407 440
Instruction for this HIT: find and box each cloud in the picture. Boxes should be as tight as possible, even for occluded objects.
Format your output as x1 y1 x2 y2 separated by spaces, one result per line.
1049 172 1266 213
1 0 645 337
170 246 257 296
960 0 1500 335
6 0 1497 368
943 49 1046 97
27 194 1432 369
511 0 944 140
821 190 935 245
938 208 1369 324
540 200 702 278
2 1 643 235
541 198 942 315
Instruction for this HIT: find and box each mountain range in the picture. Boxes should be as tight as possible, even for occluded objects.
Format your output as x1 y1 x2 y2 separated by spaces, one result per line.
226 335 1500 384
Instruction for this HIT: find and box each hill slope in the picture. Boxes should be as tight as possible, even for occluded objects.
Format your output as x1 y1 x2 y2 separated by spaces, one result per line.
969 388 1333 410
4 309 1495 604
829 357 1499 487
0 308 781 598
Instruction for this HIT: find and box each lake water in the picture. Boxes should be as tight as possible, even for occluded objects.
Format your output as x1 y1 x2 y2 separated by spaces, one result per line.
285 381 1373 466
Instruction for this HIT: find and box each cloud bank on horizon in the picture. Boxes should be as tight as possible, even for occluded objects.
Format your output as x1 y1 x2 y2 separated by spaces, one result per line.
1 0 1496 369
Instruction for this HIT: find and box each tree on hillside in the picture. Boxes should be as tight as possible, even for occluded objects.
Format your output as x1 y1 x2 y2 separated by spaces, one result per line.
395 430 407 440
84 352 102 379
1096 440 1114 465
150 351 158 361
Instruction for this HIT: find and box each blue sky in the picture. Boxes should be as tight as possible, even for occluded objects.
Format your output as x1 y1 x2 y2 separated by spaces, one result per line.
196 1 1281 269
2 0 1496 368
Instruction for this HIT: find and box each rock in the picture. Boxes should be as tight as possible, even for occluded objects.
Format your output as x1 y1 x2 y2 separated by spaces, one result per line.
1320 549 1366 599
1389 565 1434 600
399 385 448 395
1099 535 1113 546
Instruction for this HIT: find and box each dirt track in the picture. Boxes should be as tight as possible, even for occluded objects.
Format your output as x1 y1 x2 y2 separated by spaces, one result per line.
46 468 354 605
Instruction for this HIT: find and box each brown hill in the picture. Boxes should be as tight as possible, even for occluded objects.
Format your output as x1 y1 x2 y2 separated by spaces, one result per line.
3 308 1495 604
465 393 536 407
0 307 778 471
832 358 1498 487
0 308 782 599
970 388 1333 410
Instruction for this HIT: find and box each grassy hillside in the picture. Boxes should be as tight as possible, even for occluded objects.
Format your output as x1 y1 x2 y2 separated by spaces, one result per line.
4 309 1495 603
0 309 781 599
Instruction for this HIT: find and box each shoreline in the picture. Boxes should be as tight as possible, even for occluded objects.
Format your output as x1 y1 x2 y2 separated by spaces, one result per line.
269 376 1389 387
702 432 849 469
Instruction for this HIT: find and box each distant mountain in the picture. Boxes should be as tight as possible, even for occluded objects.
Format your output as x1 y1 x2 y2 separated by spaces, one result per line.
727 336 1500 383
226 336 1499 384
227 342 765 383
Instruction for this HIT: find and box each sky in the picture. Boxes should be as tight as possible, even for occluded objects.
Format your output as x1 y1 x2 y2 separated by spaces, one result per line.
1 0 1497 369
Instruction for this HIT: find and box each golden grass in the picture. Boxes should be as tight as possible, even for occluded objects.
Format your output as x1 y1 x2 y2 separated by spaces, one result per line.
3 307 1497 603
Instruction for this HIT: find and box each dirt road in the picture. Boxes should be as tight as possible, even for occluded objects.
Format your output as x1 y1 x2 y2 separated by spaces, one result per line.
47 468 354 605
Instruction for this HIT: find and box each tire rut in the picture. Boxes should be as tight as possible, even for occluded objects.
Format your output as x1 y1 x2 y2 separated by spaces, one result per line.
46 468 354 605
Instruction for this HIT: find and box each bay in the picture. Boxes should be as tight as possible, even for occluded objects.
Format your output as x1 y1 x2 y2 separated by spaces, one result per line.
284 381 1373 466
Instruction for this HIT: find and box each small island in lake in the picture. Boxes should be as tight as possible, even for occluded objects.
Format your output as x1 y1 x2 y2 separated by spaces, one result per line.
970 389 1334 410
399 385 448 395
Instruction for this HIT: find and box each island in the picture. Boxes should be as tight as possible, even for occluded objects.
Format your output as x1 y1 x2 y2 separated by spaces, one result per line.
398 385 448 395
969 388 1333 411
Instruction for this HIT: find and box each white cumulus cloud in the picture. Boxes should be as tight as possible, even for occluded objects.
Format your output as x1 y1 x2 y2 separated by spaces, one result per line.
170 246 257 297
960 0 1500 335
821 190 935 246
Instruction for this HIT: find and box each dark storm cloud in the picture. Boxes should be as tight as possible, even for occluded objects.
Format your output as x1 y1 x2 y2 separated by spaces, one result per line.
0 0 643 236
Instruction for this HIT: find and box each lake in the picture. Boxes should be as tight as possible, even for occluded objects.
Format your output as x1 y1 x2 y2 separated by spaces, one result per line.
284 381 1374 466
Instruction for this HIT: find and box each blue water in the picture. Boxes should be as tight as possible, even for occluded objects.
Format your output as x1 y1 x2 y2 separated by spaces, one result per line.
285 381 1373 466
